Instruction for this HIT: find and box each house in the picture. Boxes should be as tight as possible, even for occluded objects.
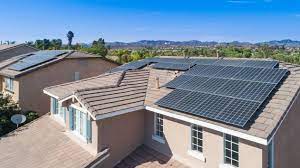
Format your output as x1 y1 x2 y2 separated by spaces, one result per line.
0 44 38 61
0 50 118 116
43 57 300 168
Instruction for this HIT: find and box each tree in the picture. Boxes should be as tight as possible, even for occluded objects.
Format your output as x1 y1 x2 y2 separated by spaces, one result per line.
34 40 44 50
42 39 51 50
51 39 62 50
81 38 108 57
67 31 74 49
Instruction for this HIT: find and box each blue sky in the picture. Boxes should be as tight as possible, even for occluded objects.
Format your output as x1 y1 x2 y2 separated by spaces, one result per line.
1 0 300 43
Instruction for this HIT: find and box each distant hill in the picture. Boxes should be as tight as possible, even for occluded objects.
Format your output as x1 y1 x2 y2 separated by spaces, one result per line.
106 39 300 49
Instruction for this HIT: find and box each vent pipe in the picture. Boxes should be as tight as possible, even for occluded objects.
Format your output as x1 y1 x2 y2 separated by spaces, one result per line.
155 77 160 89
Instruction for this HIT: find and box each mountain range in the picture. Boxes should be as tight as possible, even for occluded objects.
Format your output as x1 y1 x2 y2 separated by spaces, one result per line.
107 39 300 49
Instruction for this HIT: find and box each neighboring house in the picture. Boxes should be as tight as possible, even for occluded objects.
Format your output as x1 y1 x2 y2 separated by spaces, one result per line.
43 57 300 168
0 44 38 61
0 50 118 116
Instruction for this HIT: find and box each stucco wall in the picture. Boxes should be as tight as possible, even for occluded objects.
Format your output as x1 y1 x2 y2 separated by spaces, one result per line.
144 110 266 168
0 45 37 61
2 78 20 102
273 91 300 168
16 58 117 115
98 110 145 168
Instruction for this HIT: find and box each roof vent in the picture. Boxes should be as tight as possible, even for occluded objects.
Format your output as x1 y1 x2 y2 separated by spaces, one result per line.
155 77 160 89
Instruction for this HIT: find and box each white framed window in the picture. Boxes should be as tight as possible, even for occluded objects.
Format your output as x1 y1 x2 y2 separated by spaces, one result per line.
224 134 239 167
74 72 80 81
154 113 164 138
191 124 203 153
4 77 13 91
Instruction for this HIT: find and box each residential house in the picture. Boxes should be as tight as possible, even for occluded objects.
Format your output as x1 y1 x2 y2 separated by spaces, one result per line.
43 57 300 168
0 44 38 61
0 50 118 116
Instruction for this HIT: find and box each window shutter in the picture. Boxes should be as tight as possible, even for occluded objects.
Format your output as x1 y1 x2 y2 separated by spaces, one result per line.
69 108 74 130
86 116 92 143
63 107 67 122
83 113 87 138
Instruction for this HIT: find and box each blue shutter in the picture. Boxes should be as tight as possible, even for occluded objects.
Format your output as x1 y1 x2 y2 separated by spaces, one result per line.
86 116 92 143
69 107 74 130
83 113 87 138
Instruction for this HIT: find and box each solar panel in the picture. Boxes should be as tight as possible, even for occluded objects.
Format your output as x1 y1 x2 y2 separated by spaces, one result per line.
194 65 226 77
193 78 228 93
164 75 194 88
241 60 278 68
152 62 172 69
237 82 276 102
214 99 261 127
192 95 233 119
9 50 66 71
169 63 195 70
254 68 288 84
177 76 209 90
213 66 243 78
215 80 250 97
184 65 210 76
120 61 149 69
233 67 264 81
155 89 191 108
194 59 218 65
173 92 210 112
213 59 246 66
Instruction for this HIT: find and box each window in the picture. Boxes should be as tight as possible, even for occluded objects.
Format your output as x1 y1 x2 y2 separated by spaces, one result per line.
51 97 59 114
74 72 80 81
191 124 203 153
154 113 164 138
69 107 92 142
268 139 274 168
4 77 13 91
224 134 239 167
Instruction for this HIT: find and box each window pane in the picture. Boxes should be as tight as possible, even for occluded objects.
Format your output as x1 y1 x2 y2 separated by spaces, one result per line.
232 136 239 143
232 160 239 167
232 143 238 152
226 141 231 149
225 149 231 157
225 134 231 141
225 157 231 164
232 152 239 160
198 132 202 139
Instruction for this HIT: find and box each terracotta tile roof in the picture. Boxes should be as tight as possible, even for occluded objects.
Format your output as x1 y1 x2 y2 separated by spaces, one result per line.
0 115 94 168
115 145 188 168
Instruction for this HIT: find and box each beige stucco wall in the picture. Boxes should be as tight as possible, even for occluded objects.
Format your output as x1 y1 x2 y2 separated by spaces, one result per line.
273 91 300 168
11 58 117 115
98 110 145 168
144 110 267 168
2 77 20 102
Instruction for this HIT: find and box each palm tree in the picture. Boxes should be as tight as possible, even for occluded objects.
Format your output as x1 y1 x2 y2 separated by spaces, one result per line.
67 31 74 49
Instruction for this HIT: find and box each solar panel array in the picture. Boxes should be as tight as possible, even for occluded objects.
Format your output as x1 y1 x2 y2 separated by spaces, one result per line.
110 60 149 72
9 50 67 71
152 62 195 70
158 61 288 127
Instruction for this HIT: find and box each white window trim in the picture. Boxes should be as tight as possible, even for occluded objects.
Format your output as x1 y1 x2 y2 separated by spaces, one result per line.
4 77 13 92
152 113 165 144
223 134 239 168
187 149 206 162
188 124 206 162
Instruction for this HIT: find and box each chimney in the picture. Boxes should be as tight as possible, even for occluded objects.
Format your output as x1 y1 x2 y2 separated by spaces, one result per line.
155 77 160 89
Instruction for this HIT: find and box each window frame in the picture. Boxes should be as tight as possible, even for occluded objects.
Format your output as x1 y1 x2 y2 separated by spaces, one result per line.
4 77 13 92
152 113 165 144
191 124 203 153
224 134 239 167
268 139 274 168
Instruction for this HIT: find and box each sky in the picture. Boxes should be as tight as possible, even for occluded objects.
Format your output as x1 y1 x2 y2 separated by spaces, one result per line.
1 0 300 43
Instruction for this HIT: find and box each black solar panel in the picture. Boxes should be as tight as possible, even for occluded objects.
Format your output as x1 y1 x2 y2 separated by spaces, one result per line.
173 92 210 112
184 65 210 76
155 89 191 108
214 99 261 127
194 59 218 65
238 82 276 102
254 68 288 84
164 75 194 88
241 60 278 68
213 66 243 78
216 80 250 97
192 95 233 118
152 62 173 69
195 78 229 93
192 65 226 77
178 76 209 90
233 67 264 81
9 50 66 71
213 59 246 66
152 62 194 71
